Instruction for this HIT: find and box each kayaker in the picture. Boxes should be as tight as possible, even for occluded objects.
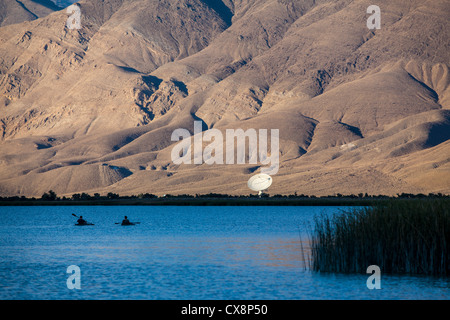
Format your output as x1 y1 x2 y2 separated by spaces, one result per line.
77 216 87 225
121 216 132 225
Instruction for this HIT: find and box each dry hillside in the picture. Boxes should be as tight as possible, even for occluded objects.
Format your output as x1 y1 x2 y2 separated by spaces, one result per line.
0 0 61 27
0 0 449 197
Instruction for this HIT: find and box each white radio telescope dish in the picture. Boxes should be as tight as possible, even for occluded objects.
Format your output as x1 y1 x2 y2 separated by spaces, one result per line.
247 173 272 193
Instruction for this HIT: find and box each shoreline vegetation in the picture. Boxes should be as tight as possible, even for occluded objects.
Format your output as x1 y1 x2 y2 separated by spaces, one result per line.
0 191 448 206
309 199 449 276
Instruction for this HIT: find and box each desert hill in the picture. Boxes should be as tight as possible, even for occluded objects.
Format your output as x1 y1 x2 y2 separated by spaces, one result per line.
0 0 449 197
0 0 61 27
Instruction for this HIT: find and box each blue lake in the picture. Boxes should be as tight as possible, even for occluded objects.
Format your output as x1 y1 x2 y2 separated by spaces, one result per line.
0 206 448 300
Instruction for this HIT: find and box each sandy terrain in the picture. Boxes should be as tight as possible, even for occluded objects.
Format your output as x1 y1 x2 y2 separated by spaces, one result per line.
0 0 449 197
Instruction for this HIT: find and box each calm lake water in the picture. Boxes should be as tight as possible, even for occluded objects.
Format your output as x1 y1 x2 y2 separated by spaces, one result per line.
0 206 448 300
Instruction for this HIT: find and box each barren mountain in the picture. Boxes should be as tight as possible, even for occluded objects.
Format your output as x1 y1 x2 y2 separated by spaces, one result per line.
0 0 449 197
0 0 61 27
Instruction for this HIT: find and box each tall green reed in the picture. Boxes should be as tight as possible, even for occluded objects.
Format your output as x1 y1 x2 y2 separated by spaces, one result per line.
310 199 449 275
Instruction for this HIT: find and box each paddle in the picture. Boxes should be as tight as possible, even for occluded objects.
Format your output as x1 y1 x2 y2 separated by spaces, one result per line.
72 213 94 225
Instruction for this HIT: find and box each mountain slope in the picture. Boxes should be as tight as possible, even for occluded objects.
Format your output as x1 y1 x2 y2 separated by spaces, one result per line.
0 0 61 26
0 0 449 197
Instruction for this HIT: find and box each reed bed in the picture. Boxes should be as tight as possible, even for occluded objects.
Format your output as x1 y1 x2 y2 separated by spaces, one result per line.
310 199 450 276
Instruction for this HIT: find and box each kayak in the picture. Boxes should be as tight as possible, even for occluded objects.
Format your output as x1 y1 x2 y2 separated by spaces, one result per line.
75 223 94 226
117 221 140 225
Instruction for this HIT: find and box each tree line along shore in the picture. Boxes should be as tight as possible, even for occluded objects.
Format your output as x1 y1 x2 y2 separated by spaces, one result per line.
0 190 448 206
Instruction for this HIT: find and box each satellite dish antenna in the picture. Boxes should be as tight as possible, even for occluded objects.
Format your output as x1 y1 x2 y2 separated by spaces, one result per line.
248 173 272 196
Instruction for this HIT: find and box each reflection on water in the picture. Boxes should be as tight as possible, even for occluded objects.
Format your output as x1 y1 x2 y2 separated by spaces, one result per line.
0 206 448 299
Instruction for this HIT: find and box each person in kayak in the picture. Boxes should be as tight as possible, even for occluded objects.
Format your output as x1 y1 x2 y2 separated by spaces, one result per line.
77 216 87 225
121 216 132 225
